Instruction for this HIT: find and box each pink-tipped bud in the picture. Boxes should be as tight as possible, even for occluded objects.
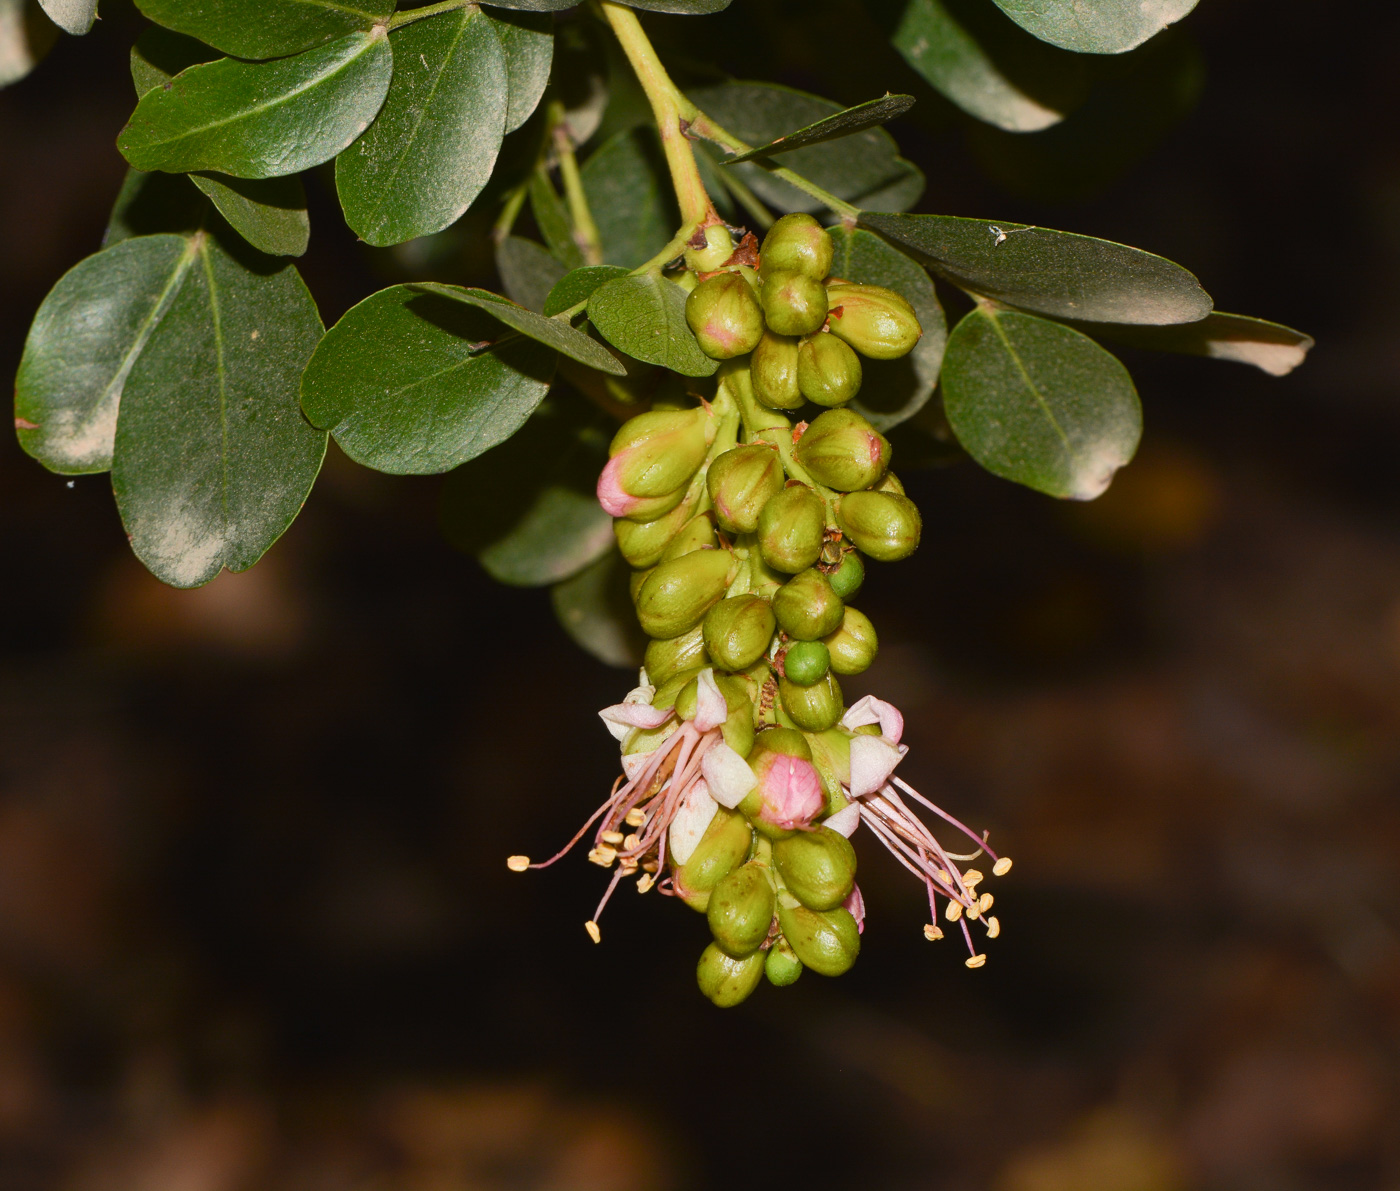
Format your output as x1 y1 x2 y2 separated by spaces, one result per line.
598 407 714 517
741 731 824 838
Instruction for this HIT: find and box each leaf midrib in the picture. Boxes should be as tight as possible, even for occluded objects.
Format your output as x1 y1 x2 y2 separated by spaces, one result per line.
982 307 1073 457
196 238 232 522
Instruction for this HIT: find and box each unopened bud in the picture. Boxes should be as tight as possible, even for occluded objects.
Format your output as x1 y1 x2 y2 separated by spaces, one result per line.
779 671 843 733
601 408 711 508
707 861 776 957
827 550 864 600
707 444 784 534
777 903 860 977
761 213 833 281
613 482 700 567
764 938 804 986
675 669 747 724
628 566 652 604
751 331 805 410
740 728 822 839
782 639 830 686
686 272 765 360
837 490 921 562
825 283 922 360
758 484 826 574
635 547 736 639
795 408 890 491
797 333 863 408
773 825 857 911
773 567 844 641
761 268 828 338
659 512 717 562
684 223 735 273
703 595 776 672
644 625 709 687
824 606 878 675
676 806 754 905
696 941 765 1006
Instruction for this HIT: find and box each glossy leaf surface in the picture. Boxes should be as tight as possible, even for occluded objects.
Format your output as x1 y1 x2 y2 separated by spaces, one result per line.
551 549 645 668
990 0 1199 55
496 236 566 312
130 25 217 93
300 285 556 475
191 174 310 257
581 127 675 268
38 0 95 35
861 212 1212 325
942 307 1140 500
892 0 1088 132
338 9 507 247
543 265 628 317
489 8 552 133
118 30 392 179
587 273 718 378
722 93 916 162
112 232 327 587
1080 312 1314 377
134 0 394 60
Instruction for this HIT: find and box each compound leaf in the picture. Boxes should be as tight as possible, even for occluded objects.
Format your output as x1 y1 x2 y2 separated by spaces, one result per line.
587 273 718 378
543 265 628 317
134 0 394 60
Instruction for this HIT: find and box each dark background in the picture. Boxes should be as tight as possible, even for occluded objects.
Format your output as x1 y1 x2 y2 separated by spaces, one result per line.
3 1 1399 1188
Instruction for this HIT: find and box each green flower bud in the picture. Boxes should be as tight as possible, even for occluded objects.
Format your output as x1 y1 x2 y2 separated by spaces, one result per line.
794 408 890 491
615 486 690 525
750 331 805 410
677 806 754 907
764 938 804 986
635 547 736 639
651 666 704 713
758 484 827 574
827 551 865 600
605 407 711 499
779 672 843 732
797 333 863 408
761 269 829 338
773 826 856 912
752 725 811 762
783 640 830 686
697 942 765 1007
707 861 776 957
613 484 699 568
761 213 833 281
826 283 922 360
644 626 709 687
659 513 717 562
777 903 860 977
675 670 749 723
707 444 784 534
877 471 905 495
684 223 734 273
721 698 756 759
773 568 844 641
703 595 776 672
824 606 878 675
628 567 652 604
837 490 922 562
806 727 852 800
686 272 765 360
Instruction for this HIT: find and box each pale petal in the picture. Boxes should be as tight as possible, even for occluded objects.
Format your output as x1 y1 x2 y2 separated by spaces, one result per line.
668 779 718 866
624 682 656 705
596 454 642 517
843 882 866 934
848 734 907 797
841 694 904 744
621 752 653 781
692 668 728 733
599 701 672 742
702 741 757 809
824 803 861 838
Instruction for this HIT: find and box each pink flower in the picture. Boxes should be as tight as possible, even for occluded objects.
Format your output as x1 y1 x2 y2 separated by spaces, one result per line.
748 749 823 832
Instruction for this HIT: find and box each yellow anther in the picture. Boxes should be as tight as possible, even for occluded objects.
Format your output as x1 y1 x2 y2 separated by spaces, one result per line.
587 845 617 867
993 857 1013 877
584 920 601 944
937 868 951 884
965 954 987 969
636 873 656 893
506 855 530 872
625 808 647 827
963 869 984 888
966 902 981 920
923 924 943 942
601 831 625 845
979 892 994 912
623 833 641 851
946 900 963 922
986 916 1001 939
642 860 659 873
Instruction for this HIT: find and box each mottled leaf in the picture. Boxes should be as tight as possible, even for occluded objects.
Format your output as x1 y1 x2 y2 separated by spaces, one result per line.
134 0 394 60
496 236 566 312
722 93 916 162
551 549 645 668
587 273 718 378
990 0 1199 54
580 126 675 268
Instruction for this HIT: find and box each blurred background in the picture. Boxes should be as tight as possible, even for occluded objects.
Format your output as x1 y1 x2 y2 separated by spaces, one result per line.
3 0 1399 1187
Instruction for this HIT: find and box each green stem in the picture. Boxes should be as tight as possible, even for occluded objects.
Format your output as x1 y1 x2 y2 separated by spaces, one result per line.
550 225 694 322
387 0 474 31
493 181 528 245
549 102 606 266
715 169 775 231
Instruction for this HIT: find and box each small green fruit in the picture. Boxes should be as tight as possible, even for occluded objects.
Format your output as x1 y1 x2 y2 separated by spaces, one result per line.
827 551 865 600
635 547 736 638
761 268 828 338
764 939 804 986
773 826 856 912
758 485 826 574
751 330 804 410
685 272 765 360
824 606 877 675
773 568 844 641
707 444 784 534
703 595 777 672
707 861 776 956
837 490 922 562
777 904 860 976
697 942 765 1006
677 807 754 901
797 333 863 408
644 625 709 686
684 223 734 273
826 283 922 360
794 408 890 491
779 671 843 732
761 213 833 280
783 640 830 686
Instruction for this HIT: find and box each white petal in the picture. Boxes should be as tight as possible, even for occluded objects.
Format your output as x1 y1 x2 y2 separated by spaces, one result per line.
599 701 672 741
840 694 904 744
702 741 757 809
849 735 907 797
624 682 656 705
668 780 718 866
824 803 861 837
621 753 651 780
637 667 651 690
692 668 728 733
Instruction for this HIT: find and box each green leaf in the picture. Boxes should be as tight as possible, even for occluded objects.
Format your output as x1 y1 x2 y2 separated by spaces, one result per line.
488 8 552 134
300 284 556 475
581 127 676 268
412 282 628 375
689 81 924 214
829 226 946 432
551 549 644 668
529 170 585 269
941 307 1141 500
990 0 1199 54
38 0 95 35
544 265 628 317
134 0 394 60
722 93 916 162
112 232 327 587
191 174 310 257
440 395 614 586
105 169 205 243
496 236 567 312
131 26 217 96
1075 311 1314 377
892 0 1088 133
16 234 195 474
2 0 58 87
587 273 718 378
479 0 577 10
118 30 392 180
860 212 1212 325
616 0 731 11
336 10 507 247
